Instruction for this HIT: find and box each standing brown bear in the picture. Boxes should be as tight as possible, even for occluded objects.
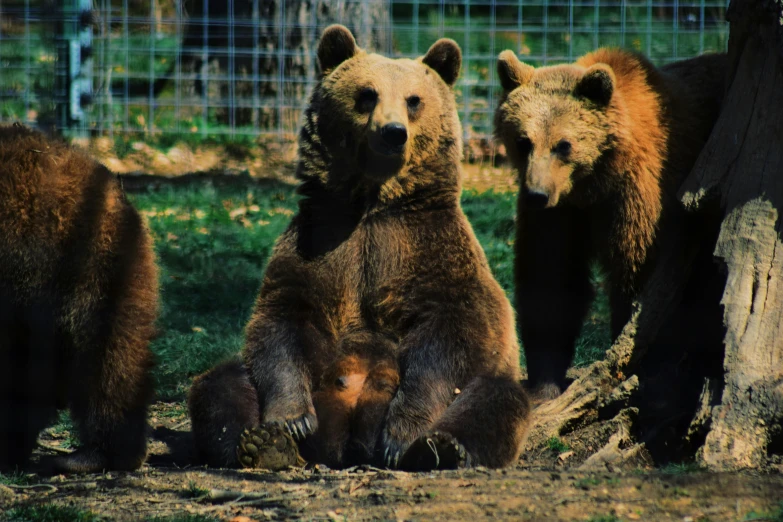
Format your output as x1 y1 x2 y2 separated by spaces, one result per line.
494 48 726 398
0 124 159 473
188 25 531 471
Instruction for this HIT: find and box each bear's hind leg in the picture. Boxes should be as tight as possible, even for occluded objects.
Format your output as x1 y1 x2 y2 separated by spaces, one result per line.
56 337 153 473
397 376 531 471
188 358 262 468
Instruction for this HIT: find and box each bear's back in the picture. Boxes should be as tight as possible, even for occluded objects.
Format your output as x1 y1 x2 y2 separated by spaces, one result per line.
0 126 137 298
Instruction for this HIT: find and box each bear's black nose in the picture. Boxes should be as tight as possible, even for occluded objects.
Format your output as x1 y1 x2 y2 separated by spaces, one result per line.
381 123 408 148
524 189 550 209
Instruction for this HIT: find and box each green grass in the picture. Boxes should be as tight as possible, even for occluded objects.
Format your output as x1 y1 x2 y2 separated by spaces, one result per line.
0 471 37 487
145 513 220 522
586 516 621 522
658 461 705 475
3 505 219 522
181 480 210 499
546 436 571 454
744 502 783 522
47 411 79 449
3 504 103 522
129 181 297 398
125 181 611 399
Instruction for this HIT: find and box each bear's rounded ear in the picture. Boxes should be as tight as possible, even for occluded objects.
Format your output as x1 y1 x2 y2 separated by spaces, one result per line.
317 25 358 75
574 64 615 106
496 50 535 91
422 39 462 86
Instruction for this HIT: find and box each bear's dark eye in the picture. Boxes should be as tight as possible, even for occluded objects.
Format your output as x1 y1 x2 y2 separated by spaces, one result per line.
554 139 572 157
356 88 378 113
407 95 421 111
516 136 533 157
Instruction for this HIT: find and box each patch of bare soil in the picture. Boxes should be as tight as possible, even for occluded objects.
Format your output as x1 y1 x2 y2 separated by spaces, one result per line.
76 137 299 184
3 402 781 521
73 138 517 194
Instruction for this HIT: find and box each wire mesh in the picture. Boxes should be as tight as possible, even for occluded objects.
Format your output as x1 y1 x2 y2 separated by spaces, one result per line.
0 0 729 144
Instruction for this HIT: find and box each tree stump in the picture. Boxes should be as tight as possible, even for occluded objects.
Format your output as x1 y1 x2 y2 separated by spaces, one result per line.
525 0 783 472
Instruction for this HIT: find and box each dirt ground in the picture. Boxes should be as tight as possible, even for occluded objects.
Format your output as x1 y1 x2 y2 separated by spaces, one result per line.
77 137 518 194
1 402 781 522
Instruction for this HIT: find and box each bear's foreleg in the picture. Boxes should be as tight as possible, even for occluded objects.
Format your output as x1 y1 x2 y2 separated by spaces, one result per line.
379 333 462 468
397 375 531 470
244 318 322 442
516 207 594 399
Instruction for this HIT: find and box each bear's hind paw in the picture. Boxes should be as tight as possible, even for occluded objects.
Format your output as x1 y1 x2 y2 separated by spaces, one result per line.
237 424 305 471
398 431 472 471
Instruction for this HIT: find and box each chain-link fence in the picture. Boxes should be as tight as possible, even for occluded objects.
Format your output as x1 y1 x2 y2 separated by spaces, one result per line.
0 0 728 147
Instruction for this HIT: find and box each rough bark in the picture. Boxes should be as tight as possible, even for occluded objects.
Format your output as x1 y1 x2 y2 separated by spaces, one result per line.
526 0 783 471
679 0 783 470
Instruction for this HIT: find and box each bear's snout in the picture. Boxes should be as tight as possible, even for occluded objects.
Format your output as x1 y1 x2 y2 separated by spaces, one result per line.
381 123 408 149
523 188 550 209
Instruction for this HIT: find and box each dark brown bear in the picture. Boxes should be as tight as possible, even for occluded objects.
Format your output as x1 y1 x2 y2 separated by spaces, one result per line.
494 48 726 399
188 25 531 471
0 124 159 473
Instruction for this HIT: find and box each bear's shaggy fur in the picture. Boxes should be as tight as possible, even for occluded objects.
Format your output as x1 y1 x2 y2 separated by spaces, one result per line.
0 124 159 473
494 48 726 396
189 351 398 469
188 25 531 471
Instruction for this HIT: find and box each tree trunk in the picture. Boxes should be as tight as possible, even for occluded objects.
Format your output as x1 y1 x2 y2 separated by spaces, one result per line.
525 0 783 472
679 0 783 470
179 0 390 129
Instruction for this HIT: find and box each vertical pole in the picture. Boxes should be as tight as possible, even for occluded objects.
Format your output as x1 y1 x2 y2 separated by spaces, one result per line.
252 0 259 133
276 0 285 140
24 0 31 124
148 0 155 136
228 0 235 136
56 0 93 134
201 0 209 138
463 0 469 146
620 0 627 48
542 0 549 64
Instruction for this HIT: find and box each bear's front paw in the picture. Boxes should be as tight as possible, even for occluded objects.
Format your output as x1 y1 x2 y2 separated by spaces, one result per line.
237 424 305 470
398 431 472 471
281 413 317 442
380 430 412 470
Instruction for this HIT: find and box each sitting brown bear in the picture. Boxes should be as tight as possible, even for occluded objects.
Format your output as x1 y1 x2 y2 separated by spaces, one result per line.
188 25 531 471
0 124 159 473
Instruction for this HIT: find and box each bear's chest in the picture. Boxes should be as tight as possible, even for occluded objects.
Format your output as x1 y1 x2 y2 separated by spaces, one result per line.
308 218 414 335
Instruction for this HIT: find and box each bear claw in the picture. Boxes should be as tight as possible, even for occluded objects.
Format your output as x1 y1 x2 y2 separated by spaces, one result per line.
381 434 408 469
398 431 472 471
237 424 305 470
282 414 316 442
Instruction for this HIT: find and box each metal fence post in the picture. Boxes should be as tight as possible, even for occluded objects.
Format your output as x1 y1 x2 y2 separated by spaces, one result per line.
56 0 93 134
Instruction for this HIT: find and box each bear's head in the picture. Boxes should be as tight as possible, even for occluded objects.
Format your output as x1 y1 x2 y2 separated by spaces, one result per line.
299 25 463 197
494 50 616 209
